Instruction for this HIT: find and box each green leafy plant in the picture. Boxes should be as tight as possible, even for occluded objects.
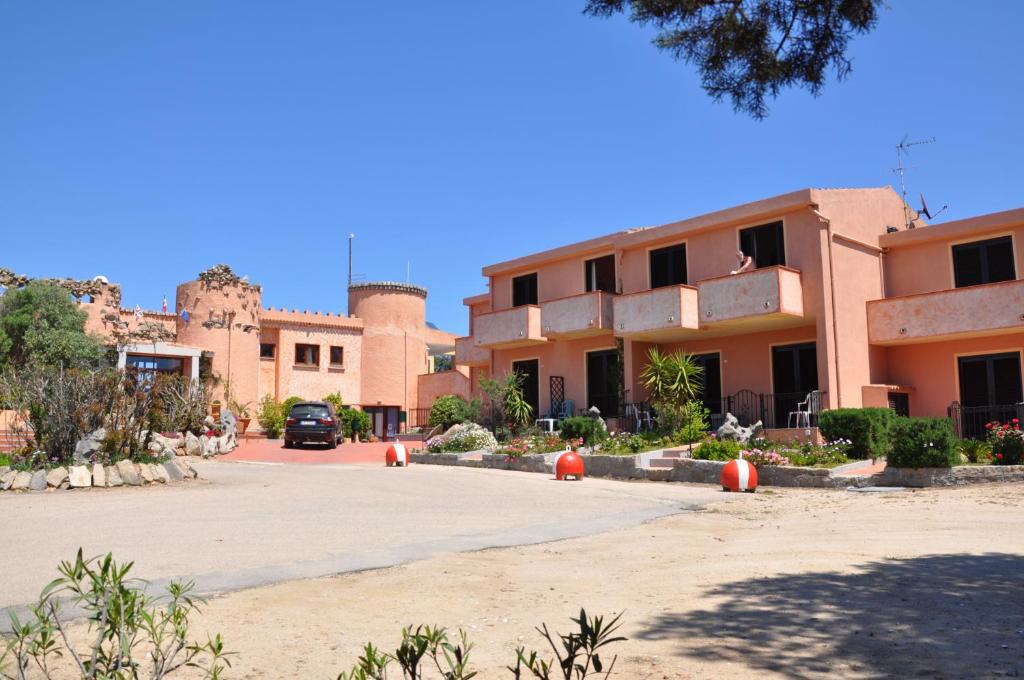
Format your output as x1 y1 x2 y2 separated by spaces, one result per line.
692 438 742 461
256 394 284 438
887 417 958 468
478 373 534 431
638 349 702 431
429 394 471 430
673 400 710 445
985 420 1024 465
340 408 372 440
957 437 993 464
0 281 107 370
280 396 305 417
559 416 608 446
509 609 625 679
0 549 231 679
819 407 896 459
322 392 345 413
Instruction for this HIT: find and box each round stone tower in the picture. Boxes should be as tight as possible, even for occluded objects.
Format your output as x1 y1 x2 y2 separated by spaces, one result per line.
348 282 429 412
175 266 263 408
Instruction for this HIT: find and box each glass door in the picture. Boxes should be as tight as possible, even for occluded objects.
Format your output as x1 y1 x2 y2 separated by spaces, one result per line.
771 342 818 428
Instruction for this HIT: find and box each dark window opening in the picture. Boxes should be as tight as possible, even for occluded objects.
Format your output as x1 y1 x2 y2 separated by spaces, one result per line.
512 273 538 307
295 344 319 366
958 353 1023 407
584 254 616 293
952 236 1015 288
888 392 910 417
260 343 276 359
650 243 687 289
693 353 722 416
739 221 786 268
586 349 619 417
329 346 344 366
771 342 818 428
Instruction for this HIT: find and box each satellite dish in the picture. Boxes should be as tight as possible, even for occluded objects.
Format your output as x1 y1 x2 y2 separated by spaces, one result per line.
93 275 109 284
918 193 948 221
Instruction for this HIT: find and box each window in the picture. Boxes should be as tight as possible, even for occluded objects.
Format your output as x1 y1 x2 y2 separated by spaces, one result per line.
958 352 1022 407
952 236 1015 288
512 273 538 307
260 343 276 359
649 243 687 289
584 254 616 293
586 349 619 417
329 346 344 366
739 221 785 268
294 344 319 366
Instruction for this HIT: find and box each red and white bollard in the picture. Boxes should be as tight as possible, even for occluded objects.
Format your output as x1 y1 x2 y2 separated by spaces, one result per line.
720 457 757 493
555 446 585 481
385 440 409 467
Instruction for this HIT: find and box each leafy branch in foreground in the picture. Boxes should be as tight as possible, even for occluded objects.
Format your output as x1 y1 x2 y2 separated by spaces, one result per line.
509 609 625 680
1 549 231 680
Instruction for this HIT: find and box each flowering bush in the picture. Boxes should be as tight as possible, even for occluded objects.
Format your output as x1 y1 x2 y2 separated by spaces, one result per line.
986 419 1024 465
786 439 851 467
742 448 791 466
425 422 498 453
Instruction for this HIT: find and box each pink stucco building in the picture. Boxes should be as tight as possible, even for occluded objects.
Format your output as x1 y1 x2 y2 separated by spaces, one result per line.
456 188 1024 438
78 268 468 440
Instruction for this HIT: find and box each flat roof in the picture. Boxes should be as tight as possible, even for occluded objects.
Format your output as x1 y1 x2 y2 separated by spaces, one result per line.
880 207 1024 248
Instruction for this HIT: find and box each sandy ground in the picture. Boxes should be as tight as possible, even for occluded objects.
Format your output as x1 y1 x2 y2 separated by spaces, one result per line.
10 477 1024 678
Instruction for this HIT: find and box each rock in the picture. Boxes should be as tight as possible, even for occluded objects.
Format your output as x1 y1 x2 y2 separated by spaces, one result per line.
12 471 32 490
116 460 141 486
46 467 68 488
1 470 16 490
201 434 218 458
162 460 184 482
92 463 107 488
185 431 201 456
177 459 197 479
0 465 9 477
68 466 92 488
716 413 763 443
29 470 47 491
105 465 123 487
139 464 155 483
216 434 234 454
151 464 169 483
203 415 216 429
73 427 107 464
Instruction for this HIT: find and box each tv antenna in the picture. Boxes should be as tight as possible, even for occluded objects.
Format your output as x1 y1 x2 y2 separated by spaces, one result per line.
893 135 946 229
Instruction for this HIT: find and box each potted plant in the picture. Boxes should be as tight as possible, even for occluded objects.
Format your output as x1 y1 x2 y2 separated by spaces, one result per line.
228 399 253 435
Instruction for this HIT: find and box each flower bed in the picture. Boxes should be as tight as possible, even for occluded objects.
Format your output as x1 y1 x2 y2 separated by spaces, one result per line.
692 437 852 468
986 419 1024 465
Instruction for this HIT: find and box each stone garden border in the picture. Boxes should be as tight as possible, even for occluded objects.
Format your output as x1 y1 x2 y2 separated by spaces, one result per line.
409 452 1024 488
0 458 199 493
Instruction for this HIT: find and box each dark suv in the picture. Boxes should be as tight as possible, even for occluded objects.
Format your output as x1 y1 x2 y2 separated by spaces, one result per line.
283 401 343 449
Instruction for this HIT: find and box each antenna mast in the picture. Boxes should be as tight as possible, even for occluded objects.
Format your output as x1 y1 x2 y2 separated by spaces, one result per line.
348 233 354 287
895 136 936 229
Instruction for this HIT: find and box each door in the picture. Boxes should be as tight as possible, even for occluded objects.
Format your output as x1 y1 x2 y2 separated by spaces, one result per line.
693 353 722 425
958 352 1023 437
771 342 818 428
586 349 619 418
512 359 540 422
364 406 401 440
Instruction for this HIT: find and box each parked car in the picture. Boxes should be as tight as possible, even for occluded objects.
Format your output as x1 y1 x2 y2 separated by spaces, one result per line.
283 401 343 449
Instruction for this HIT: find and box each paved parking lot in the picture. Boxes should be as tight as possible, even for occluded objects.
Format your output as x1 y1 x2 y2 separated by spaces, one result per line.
0 459 728 611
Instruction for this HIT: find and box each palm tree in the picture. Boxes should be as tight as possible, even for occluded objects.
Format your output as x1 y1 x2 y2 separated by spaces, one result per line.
639 348 703 409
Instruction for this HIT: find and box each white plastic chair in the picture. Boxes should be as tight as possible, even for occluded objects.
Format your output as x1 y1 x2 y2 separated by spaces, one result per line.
788 390 821 428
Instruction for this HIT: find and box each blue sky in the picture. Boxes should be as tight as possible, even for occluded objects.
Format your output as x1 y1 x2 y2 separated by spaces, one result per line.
2 1 1021 334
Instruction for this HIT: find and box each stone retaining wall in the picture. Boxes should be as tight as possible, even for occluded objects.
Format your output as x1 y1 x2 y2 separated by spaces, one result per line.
410 451 1024 488
0 459 199 493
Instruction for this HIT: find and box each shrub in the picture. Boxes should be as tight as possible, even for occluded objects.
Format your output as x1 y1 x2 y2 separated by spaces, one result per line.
957 437 993 464
986 420 1024 465
786 440 851 467
257 394 284 438
322 391 344 413
673 400 710 444
341 408 371 439
0 549 230 679
429 394 470 430
559 416 608 446
888 417 958 468
743 448 791 466
426 422 498 453
819 407 896 459
692 438 742 461
280 396 305 417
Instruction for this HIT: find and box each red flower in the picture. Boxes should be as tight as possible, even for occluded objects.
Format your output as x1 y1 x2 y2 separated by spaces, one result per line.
996 453 1003 460
985 422 994 429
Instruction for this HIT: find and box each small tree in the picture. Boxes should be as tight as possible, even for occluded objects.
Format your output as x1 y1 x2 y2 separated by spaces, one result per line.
429 394 470 430
639 348 703 432
0 282 106 369
478 372 534 432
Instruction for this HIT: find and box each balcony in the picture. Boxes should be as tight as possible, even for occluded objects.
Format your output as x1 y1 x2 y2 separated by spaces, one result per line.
697 266 805 331
454 336 490 367
867 278 1024 345
541 291 614 339
612 285 700 341
472 305 547 349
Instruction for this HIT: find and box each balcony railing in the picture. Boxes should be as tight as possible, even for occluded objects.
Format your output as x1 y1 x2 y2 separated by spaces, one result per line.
948 401 1024 440
472 306 547 349
868 278 1024 345
612 285 700 341
541 291 614 339
454 336 490 367
697 266 804 327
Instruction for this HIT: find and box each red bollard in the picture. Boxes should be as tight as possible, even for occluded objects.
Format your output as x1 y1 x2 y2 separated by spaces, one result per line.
555 448 585 481
720 457 757 492
385 441 409 467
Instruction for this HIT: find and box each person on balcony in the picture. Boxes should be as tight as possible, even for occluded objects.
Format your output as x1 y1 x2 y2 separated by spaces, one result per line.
730 249 754 275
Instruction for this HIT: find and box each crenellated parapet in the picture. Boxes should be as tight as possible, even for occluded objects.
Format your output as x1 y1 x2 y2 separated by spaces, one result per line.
261 307 364 330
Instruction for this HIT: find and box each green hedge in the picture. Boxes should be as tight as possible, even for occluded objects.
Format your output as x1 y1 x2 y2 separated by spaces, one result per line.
692 439 742 461
888 417 958 468
559 416 608 446
819 407 896 459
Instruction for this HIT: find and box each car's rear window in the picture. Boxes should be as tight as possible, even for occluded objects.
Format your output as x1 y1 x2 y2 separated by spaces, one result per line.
290 404 329 419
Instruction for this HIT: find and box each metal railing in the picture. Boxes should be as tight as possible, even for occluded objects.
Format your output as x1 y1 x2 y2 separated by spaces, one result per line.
408 407 432 429
719 390 826 430
948 401 1024 440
